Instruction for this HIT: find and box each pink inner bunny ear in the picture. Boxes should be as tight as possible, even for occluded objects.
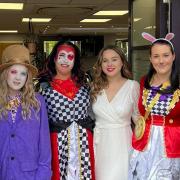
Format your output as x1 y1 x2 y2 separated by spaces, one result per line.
165 33 175 41
142 32 156 43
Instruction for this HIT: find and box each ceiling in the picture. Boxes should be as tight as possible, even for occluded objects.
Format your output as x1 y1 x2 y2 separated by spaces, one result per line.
0 0 129 36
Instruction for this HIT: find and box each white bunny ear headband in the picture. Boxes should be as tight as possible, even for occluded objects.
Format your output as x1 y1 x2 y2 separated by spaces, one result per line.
142 32 175 50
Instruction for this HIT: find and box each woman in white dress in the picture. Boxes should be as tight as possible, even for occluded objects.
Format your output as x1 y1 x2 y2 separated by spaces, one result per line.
91 45 140 180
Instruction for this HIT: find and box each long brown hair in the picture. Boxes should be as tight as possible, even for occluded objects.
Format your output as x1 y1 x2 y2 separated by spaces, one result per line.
91 45 132 102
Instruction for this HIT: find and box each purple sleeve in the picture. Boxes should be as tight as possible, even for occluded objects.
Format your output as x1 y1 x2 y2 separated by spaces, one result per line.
35 94 52 180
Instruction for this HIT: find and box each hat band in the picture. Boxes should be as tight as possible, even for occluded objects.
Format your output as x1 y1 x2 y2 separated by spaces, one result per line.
3 58 31 65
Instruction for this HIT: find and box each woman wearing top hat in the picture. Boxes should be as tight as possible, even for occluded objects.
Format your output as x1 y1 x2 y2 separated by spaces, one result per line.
0 44 52 180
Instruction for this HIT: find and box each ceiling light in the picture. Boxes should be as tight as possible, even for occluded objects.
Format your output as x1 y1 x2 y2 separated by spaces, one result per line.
134 18 142 22
144 26 156 29
0 3 23 10
0 30 18 33
80 19 111 23
144 26 152 29
93 11 128 16
22 18 52 22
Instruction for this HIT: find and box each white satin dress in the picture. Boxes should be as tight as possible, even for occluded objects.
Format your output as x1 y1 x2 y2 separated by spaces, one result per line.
92 80 139 180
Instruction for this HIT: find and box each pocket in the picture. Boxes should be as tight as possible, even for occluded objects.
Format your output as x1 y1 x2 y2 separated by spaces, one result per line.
20 162 38 180
21 161 38 171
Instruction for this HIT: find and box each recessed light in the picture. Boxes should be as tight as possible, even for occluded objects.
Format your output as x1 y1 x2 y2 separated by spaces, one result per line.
22 18 52 22
80 19 111 23
134 18 142 22
93 11 128 16
144 26 156 29
0 3 23 10
0 30 18 33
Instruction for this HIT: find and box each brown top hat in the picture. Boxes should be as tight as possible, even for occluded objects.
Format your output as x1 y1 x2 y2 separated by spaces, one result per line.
0 44 38 77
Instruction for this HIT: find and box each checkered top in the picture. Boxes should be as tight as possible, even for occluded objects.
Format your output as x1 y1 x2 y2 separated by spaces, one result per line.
42 85 93 179
42 86 91 123
146 88 173 116
57 129 69 179
78 126 92 179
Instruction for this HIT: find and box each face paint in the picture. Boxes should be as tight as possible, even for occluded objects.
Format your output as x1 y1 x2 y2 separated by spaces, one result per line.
56 44 75 66
7 64 28 95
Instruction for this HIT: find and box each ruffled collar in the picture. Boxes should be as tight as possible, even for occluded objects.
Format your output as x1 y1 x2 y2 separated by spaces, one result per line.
149 82 171 101
6 93 21 110
51 78 79 99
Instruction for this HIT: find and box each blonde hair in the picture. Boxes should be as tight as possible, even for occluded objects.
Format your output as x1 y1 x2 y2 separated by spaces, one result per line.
0 67 40 119
91 45 132 102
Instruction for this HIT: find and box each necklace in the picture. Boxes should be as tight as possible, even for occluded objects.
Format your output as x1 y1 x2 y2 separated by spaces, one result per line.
135 81 176 140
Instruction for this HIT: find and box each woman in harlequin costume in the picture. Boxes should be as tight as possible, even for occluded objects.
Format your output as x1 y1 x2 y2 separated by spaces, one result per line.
38 40 95 180
129 32 180 179
0 45 51 180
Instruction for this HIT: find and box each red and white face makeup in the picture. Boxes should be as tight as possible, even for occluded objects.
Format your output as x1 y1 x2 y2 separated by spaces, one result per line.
7 64 28 95
54 44 75 79
56 45 75 66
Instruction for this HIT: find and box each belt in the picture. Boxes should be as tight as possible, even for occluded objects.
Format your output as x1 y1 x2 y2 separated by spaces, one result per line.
49 116 95 132
147 114 180 126
95 122 130 129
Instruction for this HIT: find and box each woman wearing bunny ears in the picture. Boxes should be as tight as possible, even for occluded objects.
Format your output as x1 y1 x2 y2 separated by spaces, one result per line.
0 45 51 180
129 33 180 179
